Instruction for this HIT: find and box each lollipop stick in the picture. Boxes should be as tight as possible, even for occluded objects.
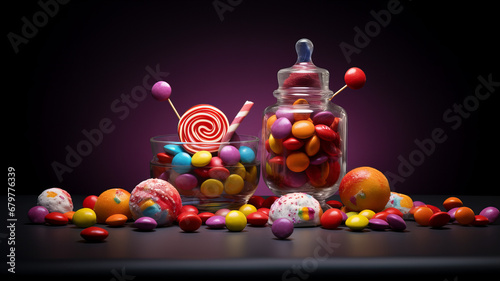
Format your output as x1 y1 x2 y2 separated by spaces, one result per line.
168 98 181 119
329 85 347 101
220 101 254 143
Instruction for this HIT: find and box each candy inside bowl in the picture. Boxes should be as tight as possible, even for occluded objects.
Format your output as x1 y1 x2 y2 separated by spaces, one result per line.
150 134 260 212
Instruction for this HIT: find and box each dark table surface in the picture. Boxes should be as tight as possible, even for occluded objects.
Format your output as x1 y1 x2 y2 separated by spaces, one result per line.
2 195 500 280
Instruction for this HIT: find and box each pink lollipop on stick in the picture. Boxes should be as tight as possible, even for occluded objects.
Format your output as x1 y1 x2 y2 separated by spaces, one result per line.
329 67 366 101
220 100 254 144
151 81 181 119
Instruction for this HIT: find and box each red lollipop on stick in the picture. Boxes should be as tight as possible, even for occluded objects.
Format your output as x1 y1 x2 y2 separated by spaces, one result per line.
329 67 366 101
151 81 181 119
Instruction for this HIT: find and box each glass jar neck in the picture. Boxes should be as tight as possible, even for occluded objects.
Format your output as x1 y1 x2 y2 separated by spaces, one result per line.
273 89 333 105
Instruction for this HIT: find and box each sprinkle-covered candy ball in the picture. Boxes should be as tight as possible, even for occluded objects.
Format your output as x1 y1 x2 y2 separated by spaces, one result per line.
268 193 323 227
129 178 182 226
37 187 73 213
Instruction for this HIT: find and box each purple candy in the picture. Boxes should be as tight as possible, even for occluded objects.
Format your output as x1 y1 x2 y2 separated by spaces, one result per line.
175 173 198 190
309 154 328 165
275 108 294 123
369 218 389 230
134 217 158 230
28 206 49 224
413 201 425 208
386 214 406 231
282 170 308 188
219 145 240 165
271 117 292 139
151 81 172 101
448 207 459 221
479 207 499 224
312 111 335 126
272 218 294 239
206 215 226 229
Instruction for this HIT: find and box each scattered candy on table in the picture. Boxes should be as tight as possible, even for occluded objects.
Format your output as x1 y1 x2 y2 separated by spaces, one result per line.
94 188 132 224
28 206 49 224
44 212 69 226
134 216 158 231
72 208 97 228
80 226 108 242
225 210 247 232
271 218 294 239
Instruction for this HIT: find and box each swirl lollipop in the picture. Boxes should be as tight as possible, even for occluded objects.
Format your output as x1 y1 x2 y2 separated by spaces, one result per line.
178 104 230 154
329 67 366 101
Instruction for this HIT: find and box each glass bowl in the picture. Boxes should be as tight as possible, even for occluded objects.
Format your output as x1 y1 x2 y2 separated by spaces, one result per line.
150 134 260 212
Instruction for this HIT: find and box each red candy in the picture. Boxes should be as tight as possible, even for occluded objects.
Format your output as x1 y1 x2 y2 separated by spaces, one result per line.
384 207 404 218
45 212 69 226
179 213 202 232
181 205 199 214
198 212 215 224
248 196 265 209
425 204 441 214
82 195 98 210
320 208 343 229
283 137 304 151
262 196 279 209
326 200 343 209
156 152 173 164
429 212 451 228
80 226 108 242
344 67 366 90
473 215 489 226
314 125 336 141
247 211 268 226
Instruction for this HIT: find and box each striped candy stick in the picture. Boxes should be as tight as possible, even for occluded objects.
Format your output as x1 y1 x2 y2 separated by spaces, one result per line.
219 101 254 148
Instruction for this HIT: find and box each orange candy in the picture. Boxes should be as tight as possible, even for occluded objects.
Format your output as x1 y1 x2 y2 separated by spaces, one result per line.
414 206 434 226
443 197 463 211
105 214 129 226
293 99 310 121
94 188 132 223
292 120 315 139
286 152 310 172
455 207 475 225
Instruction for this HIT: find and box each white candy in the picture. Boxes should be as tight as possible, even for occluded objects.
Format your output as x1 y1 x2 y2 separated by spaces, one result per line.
268 192 322 227
37 187 73 213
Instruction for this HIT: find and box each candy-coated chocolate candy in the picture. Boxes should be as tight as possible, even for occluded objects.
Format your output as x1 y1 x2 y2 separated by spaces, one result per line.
455 207 475 225
181 205 199 214
428 212 451 228
283 170 308 188
225 210 247 231
326 200 343 209
239 146 256 163
179 213 202 232
28 206 49 224
208 167 230 181
206 215 226 229
215 208 231 217
45 212 68 226
315 124 336 141
220 145 240 165
276 108 294 123
345 214 369 231
247 211 268 226
358 209 376 220
171 152 192 174
472 215 489 226
200 179 224 197
346 211 358 218
414 206 434 226
134 217 157 230
105 214 128 226
239 204 257 217
320 208 343 229
156 152 173 164
175 173 198 190
198 212 215 224
292 120 315 139
344 67 366 90
479 206 499 223
386 214 406 231
292 99 311 121
258 208 270 216
330 117 340 132
413 201 426 207
372 212 389 221
80 226 109 242
272 218 294 239
248 196 265 209
72 208 97 228
384 207 404 218
164 144 185 155
286 151 310 172
442 197 463 211
233 162 247 179
305 135 320 156
266 114 277 131
320 140 340 157
269 156 285 165
82 195 98 210
268 134 283 154
425 204 441 214
306 162 329 187
312 111 335 126
310 154 328 165
448 207 459 221
64 211 75 221
151 81 172 101
271 117 292 139
283 137 304 151
224 174 244 195
369 218 389 230
262 196 279 209
191 151 212 167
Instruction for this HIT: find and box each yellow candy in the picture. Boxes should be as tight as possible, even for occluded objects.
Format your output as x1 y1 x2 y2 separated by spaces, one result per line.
224 174 244 195
305 135 320 156
346 211 359 218
140 199 156 211
269 134 283 154
200 179 223 197
72 208 97 228
346 214 369 231
232 162 246 178
225 210 247 231
191 151 212 167
239 204 257 217
358 209 376 220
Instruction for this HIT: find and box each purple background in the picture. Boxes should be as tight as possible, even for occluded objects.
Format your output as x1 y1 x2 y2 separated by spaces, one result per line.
6 1 498 196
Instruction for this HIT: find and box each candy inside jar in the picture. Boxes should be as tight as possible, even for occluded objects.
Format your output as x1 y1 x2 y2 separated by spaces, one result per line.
262 38 347 209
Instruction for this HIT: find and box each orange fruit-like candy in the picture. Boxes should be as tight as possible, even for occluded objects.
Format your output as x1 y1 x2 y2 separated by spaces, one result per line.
94 188 132 223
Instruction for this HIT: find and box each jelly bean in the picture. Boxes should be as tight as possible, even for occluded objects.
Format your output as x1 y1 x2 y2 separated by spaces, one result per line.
208 167 230 181
239 204 257 217
225 210 247 231
358 209 376 220
247 211 268 226
164 144 185 155
248 196 265 209
455 207 475 225
171 152 192 174
134 217 157 230
191 151 212 167
326 200 343 209
157 152 173 164
45 212 68 226
429 212 451 228
215 208 231 217
442 197 463 211
292 120 315 139
315 124 336 141
239 146 256 163
220 145 240 165
479 206 499 223
224 174 245 195
283 137 304 151
175 173 198 190
320 208 343 229
271 117 292 139
312 111 335 126
179 213 202 232
82 195 98 210
201 179 224 197
73 208 97 228
386 214 406 231
414 206 434 226
472 215 489 226
286 151 309 172
28 206 49 224
384 207 404 218
305 135 320 156
272 218 294 239
105 214 128 227
181 205 199 214
268 134 283 154
293 99 310 121
369 218 389 230
198 212 215 224
345 214 369 231
80 226 109 242
206 215 226 229
262 196 279 209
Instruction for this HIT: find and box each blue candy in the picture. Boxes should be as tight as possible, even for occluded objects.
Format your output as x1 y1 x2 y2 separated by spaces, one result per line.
164 144 185 156
171 152 192 174
239 146 255 163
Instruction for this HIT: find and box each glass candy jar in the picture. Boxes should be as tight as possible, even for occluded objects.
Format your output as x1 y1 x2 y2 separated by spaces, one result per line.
262 39 347 209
